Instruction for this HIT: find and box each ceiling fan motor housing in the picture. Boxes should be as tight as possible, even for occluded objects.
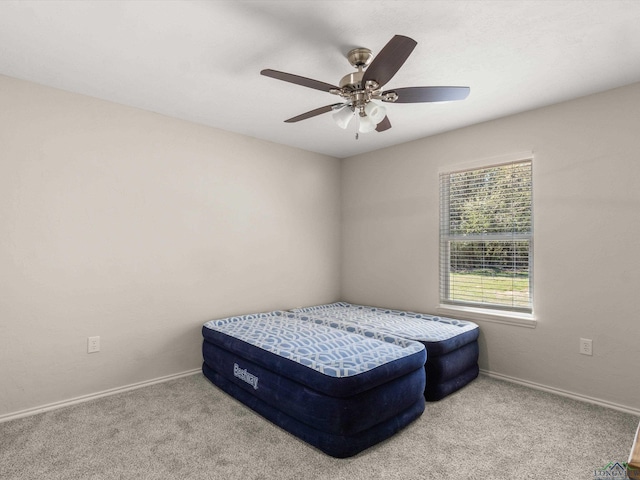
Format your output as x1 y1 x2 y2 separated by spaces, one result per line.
338 69 383 115
339 70 364 90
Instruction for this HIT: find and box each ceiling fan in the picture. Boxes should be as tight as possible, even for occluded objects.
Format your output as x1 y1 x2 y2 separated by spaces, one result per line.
260 35 470 137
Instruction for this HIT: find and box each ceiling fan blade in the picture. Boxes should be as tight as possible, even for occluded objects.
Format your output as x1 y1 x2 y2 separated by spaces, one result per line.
375 116 392 132
362 35 417 88
383 86 470 103
261 69 339 93
284 104 343 123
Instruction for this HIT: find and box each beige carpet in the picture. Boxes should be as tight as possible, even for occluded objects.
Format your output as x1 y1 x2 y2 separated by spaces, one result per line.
1 373 637 479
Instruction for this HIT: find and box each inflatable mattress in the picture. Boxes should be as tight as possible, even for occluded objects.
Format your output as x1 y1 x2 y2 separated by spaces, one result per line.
201 310 426 458
291 302 479 401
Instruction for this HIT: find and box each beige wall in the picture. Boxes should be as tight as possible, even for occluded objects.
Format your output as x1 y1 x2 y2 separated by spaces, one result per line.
0 75 341 418
341 82 640 411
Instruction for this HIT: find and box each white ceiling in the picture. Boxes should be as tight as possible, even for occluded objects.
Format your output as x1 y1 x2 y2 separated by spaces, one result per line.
2 1 640 158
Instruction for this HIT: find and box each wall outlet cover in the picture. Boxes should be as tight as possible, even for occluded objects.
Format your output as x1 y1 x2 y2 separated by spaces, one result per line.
87 336 100 353
579 338 592 356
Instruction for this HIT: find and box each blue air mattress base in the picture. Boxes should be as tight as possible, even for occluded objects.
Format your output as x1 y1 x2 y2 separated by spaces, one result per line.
202 364 425 458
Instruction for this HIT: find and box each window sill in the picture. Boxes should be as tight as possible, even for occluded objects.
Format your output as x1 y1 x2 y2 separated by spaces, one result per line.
436 304 537 328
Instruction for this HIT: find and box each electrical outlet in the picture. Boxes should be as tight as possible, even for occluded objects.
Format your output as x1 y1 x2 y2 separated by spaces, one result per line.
87 336 100 353
579 338 592 356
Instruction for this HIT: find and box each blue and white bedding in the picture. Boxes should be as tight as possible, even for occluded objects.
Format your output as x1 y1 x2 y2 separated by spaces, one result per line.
202 310 426 457
292 302 478 355
204 311 424 381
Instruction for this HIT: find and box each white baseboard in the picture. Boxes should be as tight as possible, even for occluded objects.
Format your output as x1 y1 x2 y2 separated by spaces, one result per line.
481 369 640 417
0 368 202 424
4 368 637 424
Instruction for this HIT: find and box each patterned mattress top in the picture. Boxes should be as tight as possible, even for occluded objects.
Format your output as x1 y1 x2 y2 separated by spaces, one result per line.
291 302 478 343
203 311 425 378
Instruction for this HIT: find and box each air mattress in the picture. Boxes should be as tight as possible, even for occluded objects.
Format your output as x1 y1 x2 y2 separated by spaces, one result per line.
202 311 426 457
291 302 479 401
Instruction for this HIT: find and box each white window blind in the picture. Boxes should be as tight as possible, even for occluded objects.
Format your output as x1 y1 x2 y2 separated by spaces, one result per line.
439 159 533 313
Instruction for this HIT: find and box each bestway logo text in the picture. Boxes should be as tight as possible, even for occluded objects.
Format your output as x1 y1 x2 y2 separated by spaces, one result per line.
233 363 259 390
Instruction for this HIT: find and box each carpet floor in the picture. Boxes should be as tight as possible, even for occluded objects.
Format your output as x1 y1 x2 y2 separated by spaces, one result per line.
1 373 637 479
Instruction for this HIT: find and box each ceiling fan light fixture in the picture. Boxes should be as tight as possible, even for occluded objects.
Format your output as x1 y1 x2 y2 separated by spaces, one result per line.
332 106 354 129
364 101 387 124
358 115 376 133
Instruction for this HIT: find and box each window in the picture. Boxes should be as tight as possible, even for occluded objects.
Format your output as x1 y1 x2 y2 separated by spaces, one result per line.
439 159 533 314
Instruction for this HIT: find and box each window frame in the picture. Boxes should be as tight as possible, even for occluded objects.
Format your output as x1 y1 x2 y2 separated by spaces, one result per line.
438 153 535 326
